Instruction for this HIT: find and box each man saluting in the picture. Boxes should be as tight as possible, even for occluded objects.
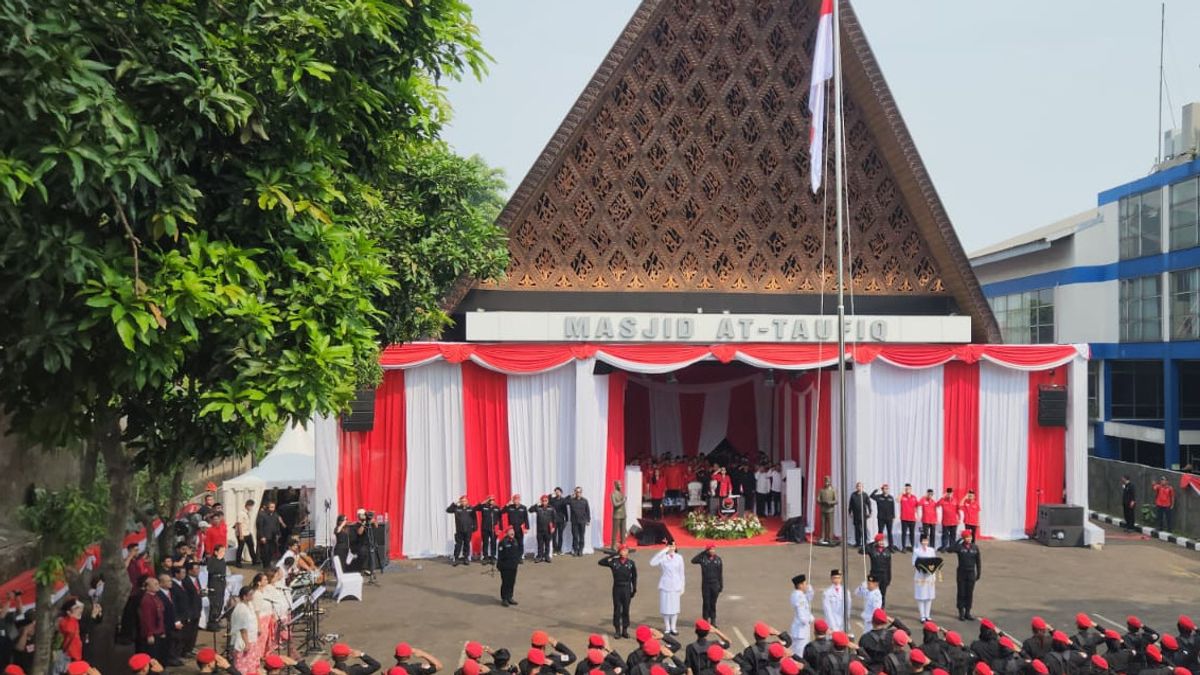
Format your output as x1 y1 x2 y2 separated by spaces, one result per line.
600 546 638 639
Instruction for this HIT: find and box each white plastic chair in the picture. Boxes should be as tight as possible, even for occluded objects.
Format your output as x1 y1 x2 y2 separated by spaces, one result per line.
333 554 363 603
686 482 705 510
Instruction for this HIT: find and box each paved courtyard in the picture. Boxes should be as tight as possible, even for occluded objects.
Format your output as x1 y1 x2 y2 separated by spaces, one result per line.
318 523 1199 664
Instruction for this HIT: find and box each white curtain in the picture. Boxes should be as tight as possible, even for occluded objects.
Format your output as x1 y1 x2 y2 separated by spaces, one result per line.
573 359 608 553
977 363 1030 540
755 375 774 457
825 373 852 539
508 366 576 552
781 385 792 463
649 387 683 458
312 414 339 547
696 387 731 456
851 362 944 543
403 361 467 558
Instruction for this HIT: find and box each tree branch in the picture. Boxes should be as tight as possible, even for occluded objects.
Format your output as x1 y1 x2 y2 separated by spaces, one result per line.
108 189 142 294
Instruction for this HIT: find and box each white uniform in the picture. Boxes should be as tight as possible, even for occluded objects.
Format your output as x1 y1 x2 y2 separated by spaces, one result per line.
912 543 938 621
853 581 883 630
790 586 815 655
650 548 685 631
822 584 848 633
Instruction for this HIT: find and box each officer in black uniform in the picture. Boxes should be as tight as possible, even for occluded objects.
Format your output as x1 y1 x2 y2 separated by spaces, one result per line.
689 545 724 626
948 530 981 621
803 620 833 673
847 483 872 551
530 495 557 563
503 495 531 561
920 622 949 672
684 620 730 675
971 620 1001 667
567 488 591 557
204 543 227 631
866 533 894 606
497 527 521 607
475 496 503 564
1021 617 1053 662
446 495 478 566
1121 616 1159 672
599 547 638 639
870 485 897 551
549 489 569 556
943 632 974 675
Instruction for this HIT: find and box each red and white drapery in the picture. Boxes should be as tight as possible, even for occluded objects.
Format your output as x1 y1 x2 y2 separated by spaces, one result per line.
313 343 1090 558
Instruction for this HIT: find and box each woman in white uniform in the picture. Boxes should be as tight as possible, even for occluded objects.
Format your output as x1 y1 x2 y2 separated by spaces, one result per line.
912 534 939 622
650 543 685 635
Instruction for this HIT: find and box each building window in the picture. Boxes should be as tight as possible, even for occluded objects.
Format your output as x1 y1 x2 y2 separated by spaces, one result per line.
1110 360 1163 419
1182 445 1200 472
1119 189 1162 259
1180 361 1200 420
1087 360 1100 420
1119 275 1162 342
1117 438 1165 468
1170 176 1199 250
1171 268 1200 340
987 288 1054 344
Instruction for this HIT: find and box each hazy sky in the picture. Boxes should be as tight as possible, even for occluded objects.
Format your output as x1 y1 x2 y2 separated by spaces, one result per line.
441 1 1200 253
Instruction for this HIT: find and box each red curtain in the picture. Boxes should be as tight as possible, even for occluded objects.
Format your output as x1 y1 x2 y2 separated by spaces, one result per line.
604 372 628 545
1026 368 1067 533
461 362 512 551
337 370 407 559
814 371 833 539
725 380 758 456
942 362 980 495
624 382 651 459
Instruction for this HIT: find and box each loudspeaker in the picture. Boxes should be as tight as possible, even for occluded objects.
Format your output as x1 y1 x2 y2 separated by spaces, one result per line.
369 523 390 566
1034 524 1083 547
1037 504 1083 527
776 516 807 543
635 519 673 546
341 388 376 432
1037 385 1067 427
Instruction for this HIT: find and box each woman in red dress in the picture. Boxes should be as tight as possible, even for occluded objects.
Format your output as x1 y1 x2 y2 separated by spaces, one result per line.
57 596 85 672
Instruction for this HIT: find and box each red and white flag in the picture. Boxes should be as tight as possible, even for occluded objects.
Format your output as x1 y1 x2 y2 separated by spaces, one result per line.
809 0 834 193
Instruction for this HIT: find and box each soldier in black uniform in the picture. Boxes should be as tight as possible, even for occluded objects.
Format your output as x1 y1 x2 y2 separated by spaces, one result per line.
549 489 569 556
1121 616 1159 672
1098 630 1133 675
1120 476 1136 531
520 630 576 675
880 631 910 675
531 495 557 563
1140 645 1173 675
1043 632 1086 675
330 643 383 675
1176 615 1200 673
803 620 833 673
690 545 724 626
446 496 478 566
684 620 731 675
1021 618 1052 662
848 483 872 551
920 622 949 672
943 632 974 675
735 622 791 675
866 533 894 606
503 495 531 561
567 488 591 557
204 543 227 631
599 547 638 639
870 485 897 551
819 632 858 675
971 620 1001 668
990 637 1023 675
1070 614 1102 657
948 530 981 621
475 496 503 564
497 527 522 607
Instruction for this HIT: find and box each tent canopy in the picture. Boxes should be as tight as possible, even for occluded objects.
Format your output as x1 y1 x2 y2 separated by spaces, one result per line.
220 422 315 547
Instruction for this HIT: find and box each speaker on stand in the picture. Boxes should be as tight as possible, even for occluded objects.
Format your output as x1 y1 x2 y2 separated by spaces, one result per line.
1037 385 1067 427
341 388 376 432
1034 504 1084 547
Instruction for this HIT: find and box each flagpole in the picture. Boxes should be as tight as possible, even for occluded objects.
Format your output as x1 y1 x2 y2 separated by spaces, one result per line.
831 0 851 633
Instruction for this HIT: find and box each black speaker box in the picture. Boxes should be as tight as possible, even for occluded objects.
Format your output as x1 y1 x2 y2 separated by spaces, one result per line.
1037 504 1083 527
1034 524 1083 547
341 388 376 432
777 516 807 543
1037 385 1067 427
635 519 673 545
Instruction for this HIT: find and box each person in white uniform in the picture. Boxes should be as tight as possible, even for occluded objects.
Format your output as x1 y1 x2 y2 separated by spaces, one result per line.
853 576 883 631
912 535 939 623
789 574 814 656
821 569 849 633
650 543 685 636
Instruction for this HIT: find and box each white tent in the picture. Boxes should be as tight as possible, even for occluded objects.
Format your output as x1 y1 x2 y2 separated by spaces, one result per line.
220 422 316 548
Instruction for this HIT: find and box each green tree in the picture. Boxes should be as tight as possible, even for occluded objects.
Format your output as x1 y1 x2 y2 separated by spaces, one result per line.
0 0 506 663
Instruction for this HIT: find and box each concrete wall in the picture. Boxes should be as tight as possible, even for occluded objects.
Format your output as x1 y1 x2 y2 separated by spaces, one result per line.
1089 456 1200 539
1056 280 1119 344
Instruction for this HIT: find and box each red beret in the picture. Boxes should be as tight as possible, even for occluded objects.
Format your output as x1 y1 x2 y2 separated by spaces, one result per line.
462 662 480 675
332 643 352 659
768 643 786 660
910 649 930 666
649 667 668 675
873 608 889 625
893 630 910 647
531 631 549 647
999 637 1016 651
1162 635 1179 650
197 648 217 665
588 634 605 648
390 668 409 675
1180 615 1197 632
849 662 868 675
68 663 90 675
975 664 993 675
1103 630 1120 641
934 670 950 675
814 619 829 634
1052 631 1070 645
1146 645 1163 663
1127 616 1142 630
980 618 996 631
715 665 734 675
642 640 661 657
1031 617 1048 631
4 666 24 675
128 654 151 672
923 621 939 633
708 644 726 662
636 625 653 642
311 662 332 675
1175 669 1191 675
265 655 286 671
874 533 885 542
587 650 604 665
1075 613 1094 630
394 644 412 658
527 649 547 667
590 670 605 675
781 659 800 675
696 619 712 632
465 642 484 659
1090 656 1108 670
754 622 771 639
833 632 849 648
1031 661 1048 675
946 632 964 648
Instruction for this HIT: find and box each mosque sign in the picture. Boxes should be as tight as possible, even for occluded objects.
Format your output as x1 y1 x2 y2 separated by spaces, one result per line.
465 312 971 343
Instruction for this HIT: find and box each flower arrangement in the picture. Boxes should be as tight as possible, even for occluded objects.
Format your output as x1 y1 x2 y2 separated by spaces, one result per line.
683 510 766 540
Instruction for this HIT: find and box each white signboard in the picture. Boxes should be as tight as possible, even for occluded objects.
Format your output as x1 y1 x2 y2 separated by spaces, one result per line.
465 312 971 343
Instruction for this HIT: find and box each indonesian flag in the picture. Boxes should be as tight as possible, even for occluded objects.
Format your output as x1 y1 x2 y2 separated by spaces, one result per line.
1182 473 1200 496
809 0 834 193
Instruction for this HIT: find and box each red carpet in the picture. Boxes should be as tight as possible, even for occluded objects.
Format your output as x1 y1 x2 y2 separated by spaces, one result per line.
623 514 789 549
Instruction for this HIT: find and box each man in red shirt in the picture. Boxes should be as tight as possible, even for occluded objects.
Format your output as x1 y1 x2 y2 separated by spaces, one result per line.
961 489 981 540
899 484 919 552
938 488 960 551
918 489 939 545
137 576 166 664
1152 477 1175 532
203 513 227 559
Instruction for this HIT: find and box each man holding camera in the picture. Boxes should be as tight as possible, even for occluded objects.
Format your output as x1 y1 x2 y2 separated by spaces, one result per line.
353 509 379 573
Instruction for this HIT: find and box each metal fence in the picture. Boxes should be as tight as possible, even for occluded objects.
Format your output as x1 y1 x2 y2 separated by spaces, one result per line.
1088 456 1199 539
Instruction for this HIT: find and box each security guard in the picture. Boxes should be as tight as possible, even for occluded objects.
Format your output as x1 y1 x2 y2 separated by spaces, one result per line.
446 496 478 566
690 546 724 626
530 495 557 563
599 547 638 639
475 496 503 563
948 531 981 621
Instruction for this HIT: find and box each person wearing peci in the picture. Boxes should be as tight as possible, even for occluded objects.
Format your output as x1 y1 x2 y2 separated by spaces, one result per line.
853 577 884 634
599 546 638 639
870 484 897 551
899 485 918 552
611 481 627 550
447 495 478 566
650 543 685 636
960 491 980 541
947 530 981 621
848 483 872 552
790 574 815 657
531 495 557 563
475 496 503 564
822 569 849 634
496 526 521 607
567 487 591 557
690 544 724 626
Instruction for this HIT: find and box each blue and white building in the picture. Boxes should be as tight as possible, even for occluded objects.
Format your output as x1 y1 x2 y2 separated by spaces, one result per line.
970 103 1200 470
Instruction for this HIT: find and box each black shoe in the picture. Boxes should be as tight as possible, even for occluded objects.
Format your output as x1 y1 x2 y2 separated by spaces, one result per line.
509 599 519 605
502 599 509 607
965 612 975 620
